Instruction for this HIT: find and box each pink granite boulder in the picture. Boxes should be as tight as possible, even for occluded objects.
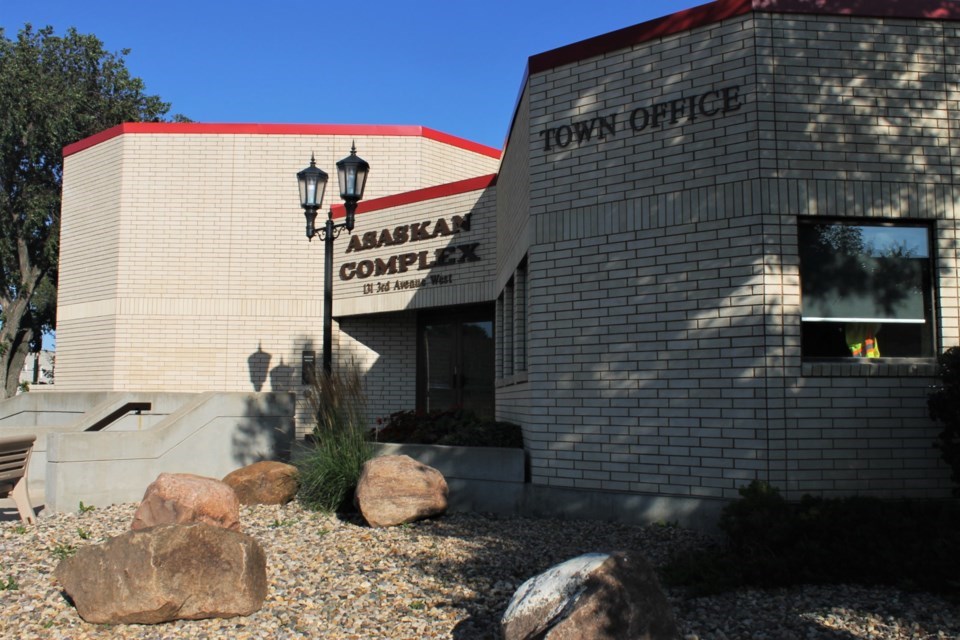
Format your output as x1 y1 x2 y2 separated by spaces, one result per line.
354 454 448 527
132 472 241 531
56 523 266 624
223 460 299 505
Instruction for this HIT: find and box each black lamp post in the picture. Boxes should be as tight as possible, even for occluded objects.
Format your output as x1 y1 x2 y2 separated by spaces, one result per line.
298 145 370 375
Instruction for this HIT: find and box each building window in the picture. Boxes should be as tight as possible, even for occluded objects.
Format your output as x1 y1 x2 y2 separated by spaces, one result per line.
799 219 935 359
503 277 515 377
514 258 527 373
497 256 528 384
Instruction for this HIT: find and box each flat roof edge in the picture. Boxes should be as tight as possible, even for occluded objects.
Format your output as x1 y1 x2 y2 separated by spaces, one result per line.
528 0 960 74
62 122 501 160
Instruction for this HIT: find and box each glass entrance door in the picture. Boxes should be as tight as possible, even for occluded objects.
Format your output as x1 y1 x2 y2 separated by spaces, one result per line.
418 305 494 418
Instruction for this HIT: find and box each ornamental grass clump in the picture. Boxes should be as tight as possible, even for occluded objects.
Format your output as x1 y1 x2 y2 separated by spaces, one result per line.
296 366 372 513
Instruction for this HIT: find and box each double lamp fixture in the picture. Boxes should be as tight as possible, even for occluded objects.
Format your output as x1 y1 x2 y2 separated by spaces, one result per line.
297 145 370 375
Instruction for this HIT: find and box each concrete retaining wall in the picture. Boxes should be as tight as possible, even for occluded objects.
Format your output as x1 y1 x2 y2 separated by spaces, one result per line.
0 391 114 427
372 442 526 513
0 392 199 498
44 392 295 512
370 442 721 528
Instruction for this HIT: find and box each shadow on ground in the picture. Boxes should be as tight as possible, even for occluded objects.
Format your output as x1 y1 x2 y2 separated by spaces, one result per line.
350 511 953 640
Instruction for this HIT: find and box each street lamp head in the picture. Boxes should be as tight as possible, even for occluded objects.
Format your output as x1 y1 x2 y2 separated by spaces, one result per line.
298 153 329 209
298 154 329 238
336 143 369 231
336 143 369 201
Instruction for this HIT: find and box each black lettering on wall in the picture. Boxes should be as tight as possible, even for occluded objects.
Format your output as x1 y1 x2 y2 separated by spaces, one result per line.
698 90 721 117
336 214 483 284
722 85 742 114
573 119 597 143
539 127 554 151
630 107 650 132
540 84 744 153
597 114 617 138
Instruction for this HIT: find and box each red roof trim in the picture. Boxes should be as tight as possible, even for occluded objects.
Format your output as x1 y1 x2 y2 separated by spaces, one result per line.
419 127 502 159
755 0 960 20
330 174 497 219
529 0 960 74
529 0 752 74
62 122 501 159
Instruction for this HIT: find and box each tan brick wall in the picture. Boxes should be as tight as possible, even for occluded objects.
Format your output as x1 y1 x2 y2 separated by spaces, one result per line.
60 137 123 305
421 137 503 186
337 312 418 433
58 137 125 389
57 130 499 402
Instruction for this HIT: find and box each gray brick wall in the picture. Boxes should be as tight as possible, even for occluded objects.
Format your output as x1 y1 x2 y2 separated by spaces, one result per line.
515 11 958 500
497 89 532 294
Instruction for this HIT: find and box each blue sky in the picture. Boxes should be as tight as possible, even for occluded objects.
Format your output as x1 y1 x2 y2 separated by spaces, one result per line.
1 0 704 150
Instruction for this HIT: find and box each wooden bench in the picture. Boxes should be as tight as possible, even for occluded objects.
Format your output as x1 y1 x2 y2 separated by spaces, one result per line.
0 435 37 523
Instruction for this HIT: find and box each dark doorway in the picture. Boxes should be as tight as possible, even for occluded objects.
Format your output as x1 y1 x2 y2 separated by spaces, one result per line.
417 304 495 418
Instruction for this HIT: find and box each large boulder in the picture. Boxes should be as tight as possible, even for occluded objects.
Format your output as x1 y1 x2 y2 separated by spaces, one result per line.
501 551 679 640
223 460 299 505
354 454 448 527
55 523 267 624
132 473 241 531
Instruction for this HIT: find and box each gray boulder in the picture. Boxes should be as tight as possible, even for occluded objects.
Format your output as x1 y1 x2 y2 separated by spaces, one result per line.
55 523 267 624
501 551 679 640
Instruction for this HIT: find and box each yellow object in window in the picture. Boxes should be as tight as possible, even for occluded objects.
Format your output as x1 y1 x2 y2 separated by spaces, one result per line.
845 323 881 358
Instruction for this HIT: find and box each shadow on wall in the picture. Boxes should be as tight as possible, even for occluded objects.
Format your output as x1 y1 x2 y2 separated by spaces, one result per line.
270 358 295 392
777 0 960 17
337 312 417 426
230 392 296 465
248 342 271 391
231 342 302 465
246 341 300 393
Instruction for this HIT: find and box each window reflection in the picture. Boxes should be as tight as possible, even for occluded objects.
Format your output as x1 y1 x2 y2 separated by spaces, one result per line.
799 220 934 359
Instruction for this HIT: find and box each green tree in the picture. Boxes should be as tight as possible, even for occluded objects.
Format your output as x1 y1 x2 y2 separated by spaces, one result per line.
0 25 178 397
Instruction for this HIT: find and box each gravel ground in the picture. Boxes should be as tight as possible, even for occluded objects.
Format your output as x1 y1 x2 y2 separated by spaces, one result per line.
1 503 958 639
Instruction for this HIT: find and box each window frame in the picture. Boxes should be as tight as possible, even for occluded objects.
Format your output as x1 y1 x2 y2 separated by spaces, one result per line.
797 217 939 362
496 256 529 386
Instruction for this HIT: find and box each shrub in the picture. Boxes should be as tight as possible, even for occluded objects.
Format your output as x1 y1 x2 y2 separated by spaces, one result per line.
928 346 960 496
662 481 960 597
371 408 524 448
296 366 372 512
